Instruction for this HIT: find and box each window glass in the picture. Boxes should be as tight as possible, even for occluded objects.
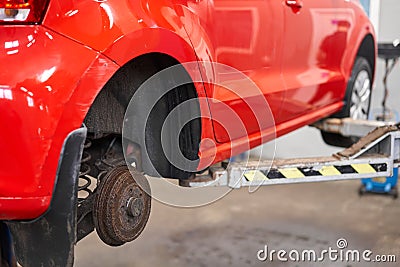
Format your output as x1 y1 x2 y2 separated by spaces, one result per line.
359 0 370 16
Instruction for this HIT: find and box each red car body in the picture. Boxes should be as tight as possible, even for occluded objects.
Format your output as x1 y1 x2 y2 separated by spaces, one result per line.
0 0 375 220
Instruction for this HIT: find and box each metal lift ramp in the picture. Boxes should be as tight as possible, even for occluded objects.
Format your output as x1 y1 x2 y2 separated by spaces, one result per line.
185 119 400 189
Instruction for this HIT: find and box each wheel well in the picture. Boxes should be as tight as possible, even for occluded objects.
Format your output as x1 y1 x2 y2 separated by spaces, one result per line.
356 34 376 78
84 53 201 179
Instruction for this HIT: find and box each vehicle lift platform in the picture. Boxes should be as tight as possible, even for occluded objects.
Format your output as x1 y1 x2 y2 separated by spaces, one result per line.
183 118 400 189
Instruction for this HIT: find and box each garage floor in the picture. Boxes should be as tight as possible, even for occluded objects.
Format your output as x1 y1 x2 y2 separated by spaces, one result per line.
75 180 400 267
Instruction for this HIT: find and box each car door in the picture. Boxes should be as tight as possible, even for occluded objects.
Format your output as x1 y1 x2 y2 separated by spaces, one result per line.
280 0 345 122
179 0 285 143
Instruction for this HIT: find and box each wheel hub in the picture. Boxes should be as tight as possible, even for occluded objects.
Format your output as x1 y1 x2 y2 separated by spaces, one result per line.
93 165 151 246
127 196 143 217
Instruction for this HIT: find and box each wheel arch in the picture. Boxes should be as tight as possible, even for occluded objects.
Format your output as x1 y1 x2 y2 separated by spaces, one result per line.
356 33 376 80
83 52 202 179
51 27 208 179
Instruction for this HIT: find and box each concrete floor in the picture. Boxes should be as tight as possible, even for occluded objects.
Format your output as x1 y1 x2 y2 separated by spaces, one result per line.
75 180 400 267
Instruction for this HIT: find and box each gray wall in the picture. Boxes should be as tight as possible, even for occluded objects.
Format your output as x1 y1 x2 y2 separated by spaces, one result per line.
251 1 400 159
371 0 400 121
378 0 400 42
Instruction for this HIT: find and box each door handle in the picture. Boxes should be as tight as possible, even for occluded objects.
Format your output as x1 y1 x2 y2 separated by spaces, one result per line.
286 0 303 9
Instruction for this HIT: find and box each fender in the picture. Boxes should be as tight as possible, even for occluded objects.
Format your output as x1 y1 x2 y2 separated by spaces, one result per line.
43 0 211 111
341 8 377 91
44 0 220 172
44 0 202 65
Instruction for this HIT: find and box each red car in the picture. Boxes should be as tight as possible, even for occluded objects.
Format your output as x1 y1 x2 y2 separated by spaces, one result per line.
0 0 375 265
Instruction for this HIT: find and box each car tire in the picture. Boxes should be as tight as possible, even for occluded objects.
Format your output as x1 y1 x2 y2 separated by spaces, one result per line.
321 57 372 147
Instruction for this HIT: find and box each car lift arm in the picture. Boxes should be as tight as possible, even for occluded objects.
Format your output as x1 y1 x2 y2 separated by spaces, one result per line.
185 119 400 189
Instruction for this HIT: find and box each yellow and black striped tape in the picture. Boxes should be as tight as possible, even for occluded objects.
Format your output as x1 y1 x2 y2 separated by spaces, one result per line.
244 163 387 181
